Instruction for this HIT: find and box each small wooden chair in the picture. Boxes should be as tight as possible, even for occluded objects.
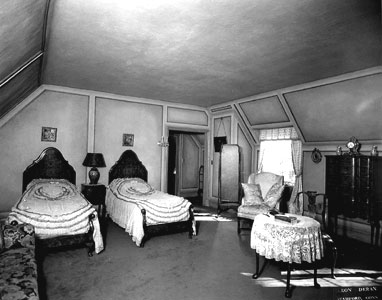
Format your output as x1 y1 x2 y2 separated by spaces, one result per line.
296 191 337 278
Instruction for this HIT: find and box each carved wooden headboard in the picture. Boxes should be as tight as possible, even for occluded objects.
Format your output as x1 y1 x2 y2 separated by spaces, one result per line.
108 150 148 184
22 147 76 192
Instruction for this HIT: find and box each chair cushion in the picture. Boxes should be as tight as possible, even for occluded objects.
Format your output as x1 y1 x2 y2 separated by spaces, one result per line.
248 172 284 196
238 203 271 219
0 247 39 299
241 183 263 205
263 183 285 209
0 223 35 254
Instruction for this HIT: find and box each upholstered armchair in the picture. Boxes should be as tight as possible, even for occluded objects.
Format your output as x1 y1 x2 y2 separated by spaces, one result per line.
237 172 286 234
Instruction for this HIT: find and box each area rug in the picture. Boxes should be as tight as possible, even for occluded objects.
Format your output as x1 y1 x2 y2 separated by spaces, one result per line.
194 212 234 222
193 206 236 222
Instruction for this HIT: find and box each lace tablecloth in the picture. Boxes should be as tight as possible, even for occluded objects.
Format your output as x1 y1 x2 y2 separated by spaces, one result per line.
250 214 324 264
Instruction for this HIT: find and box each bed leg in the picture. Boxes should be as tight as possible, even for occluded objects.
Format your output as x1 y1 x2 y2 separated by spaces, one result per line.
87 214 95 256
87 242 95 256
189 205 196 238
140 208 148 247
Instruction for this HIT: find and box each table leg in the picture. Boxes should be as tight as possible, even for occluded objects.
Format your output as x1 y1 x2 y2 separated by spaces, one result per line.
285 263 292 298
97 204 102 218
252 253 260 279
102 204 106 220
313 263 320 288
371 220 380 247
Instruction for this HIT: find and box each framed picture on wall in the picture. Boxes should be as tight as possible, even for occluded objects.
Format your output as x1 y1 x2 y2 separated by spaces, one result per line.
214 136 227 152
41 127 57 142
122 133 134 146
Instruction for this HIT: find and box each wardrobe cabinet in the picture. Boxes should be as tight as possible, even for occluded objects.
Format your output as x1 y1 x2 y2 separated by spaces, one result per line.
325 155 382 245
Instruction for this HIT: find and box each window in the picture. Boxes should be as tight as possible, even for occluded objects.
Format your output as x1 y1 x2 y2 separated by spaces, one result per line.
258 127 299 186
259 140 295 185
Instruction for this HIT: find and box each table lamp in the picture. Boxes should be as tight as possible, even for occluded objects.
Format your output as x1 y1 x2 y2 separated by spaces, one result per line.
82 153 106 184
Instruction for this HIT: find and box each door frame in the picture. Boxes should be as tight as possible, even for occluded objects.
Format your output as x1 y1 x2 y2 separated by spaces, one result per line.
161 126 210 205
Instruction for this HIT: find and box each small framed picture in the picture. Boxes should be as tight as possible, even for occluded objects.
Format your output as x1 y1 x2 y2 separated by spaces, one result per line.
122 133 134 146
41 127 57 142
214 136 227 152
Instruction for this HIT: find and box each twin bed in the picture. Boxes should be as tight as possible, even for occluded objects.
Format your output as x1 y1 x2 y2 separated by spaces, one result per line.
7 147 195 253
106 150 196 247
7 147 103 255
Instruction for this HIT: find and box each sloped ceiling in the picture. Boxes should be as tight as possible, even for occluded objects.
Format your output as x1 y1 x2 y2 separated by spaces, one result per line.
236 71 382 143
42 0 382 107
284 73 382 143
0 0 48 117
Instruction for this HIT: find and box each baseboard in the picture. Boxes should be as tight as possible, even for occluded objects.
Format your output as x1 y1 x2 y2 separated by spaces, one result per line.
207 198 218 209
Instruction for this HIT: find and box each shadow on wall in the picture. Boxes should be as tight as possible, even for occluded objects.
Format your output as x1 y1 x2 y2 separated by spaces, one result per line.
279 184 293 213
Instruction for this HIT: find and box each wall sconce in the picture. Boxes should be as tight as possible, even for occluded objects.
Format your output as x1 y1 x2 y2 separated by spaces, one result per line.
157 136 169 147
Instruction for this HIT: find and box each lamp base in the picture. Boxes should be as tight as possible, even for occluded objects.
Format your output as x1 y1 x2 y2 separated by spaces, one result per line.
88 167 100 184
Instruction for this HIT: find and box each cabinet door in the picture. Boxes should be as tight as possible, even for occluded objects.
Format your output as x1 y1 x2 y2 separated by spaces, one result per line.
371 157 382 220
339 156 357 218
357 157 371 220
326 156 340 215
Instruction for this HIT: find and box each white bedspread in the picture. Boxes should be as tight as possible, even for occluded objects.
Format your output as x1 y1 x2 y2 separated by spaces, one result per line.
106 178 193 246
8 179 104 254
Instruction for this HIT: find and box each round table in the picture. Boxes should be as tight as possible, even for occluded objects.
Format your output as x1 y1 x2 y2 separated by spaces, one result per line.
250 213 324 297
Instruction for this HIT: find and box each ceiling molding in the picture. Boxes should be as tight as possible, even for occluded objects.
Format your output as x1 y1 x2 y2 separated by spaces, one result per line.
210 105 232 113
0 52 43 89
233 103 258 144
277 91 305 143
38 0 52 85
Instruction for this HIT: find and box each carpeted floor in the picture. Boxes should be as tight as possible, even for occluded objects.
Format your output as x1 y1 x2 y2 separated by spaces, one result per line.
37 207 382 300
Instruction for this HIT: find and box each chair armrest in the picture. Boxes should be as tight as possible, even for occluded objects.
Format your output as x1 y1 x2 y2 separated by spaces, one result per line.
239 183 244 205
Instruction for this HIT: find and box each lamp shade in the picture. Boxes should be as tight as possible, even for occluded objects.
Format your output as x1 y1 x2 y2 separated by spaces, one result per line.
82 153 106 168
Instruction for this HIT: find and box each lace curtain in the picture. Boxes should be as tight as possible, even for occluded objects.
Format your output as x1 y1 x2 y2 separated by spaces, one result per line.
259 127 299 141
258 127 299 173
289 140 303 214
258 127 303 214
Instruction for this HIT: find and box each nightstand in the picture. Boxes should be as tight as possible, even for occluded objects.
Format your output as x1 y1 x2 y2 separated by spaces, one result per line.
81 183 106 220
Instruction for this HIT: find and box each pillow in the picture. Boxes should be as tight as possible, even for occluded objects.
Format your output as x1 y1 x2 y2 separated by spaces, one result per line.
25 178 77 201
0 223 35 253
241 183 263 206
263 183 285 209
114 178 155 196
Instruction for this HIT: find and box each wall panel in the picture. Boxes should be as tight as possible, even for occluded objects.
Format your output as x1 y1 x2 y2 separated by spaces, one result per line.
95 98 163 189
237 125 253 182
181 135 199 190
239 96 289 126
167 107 208 126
